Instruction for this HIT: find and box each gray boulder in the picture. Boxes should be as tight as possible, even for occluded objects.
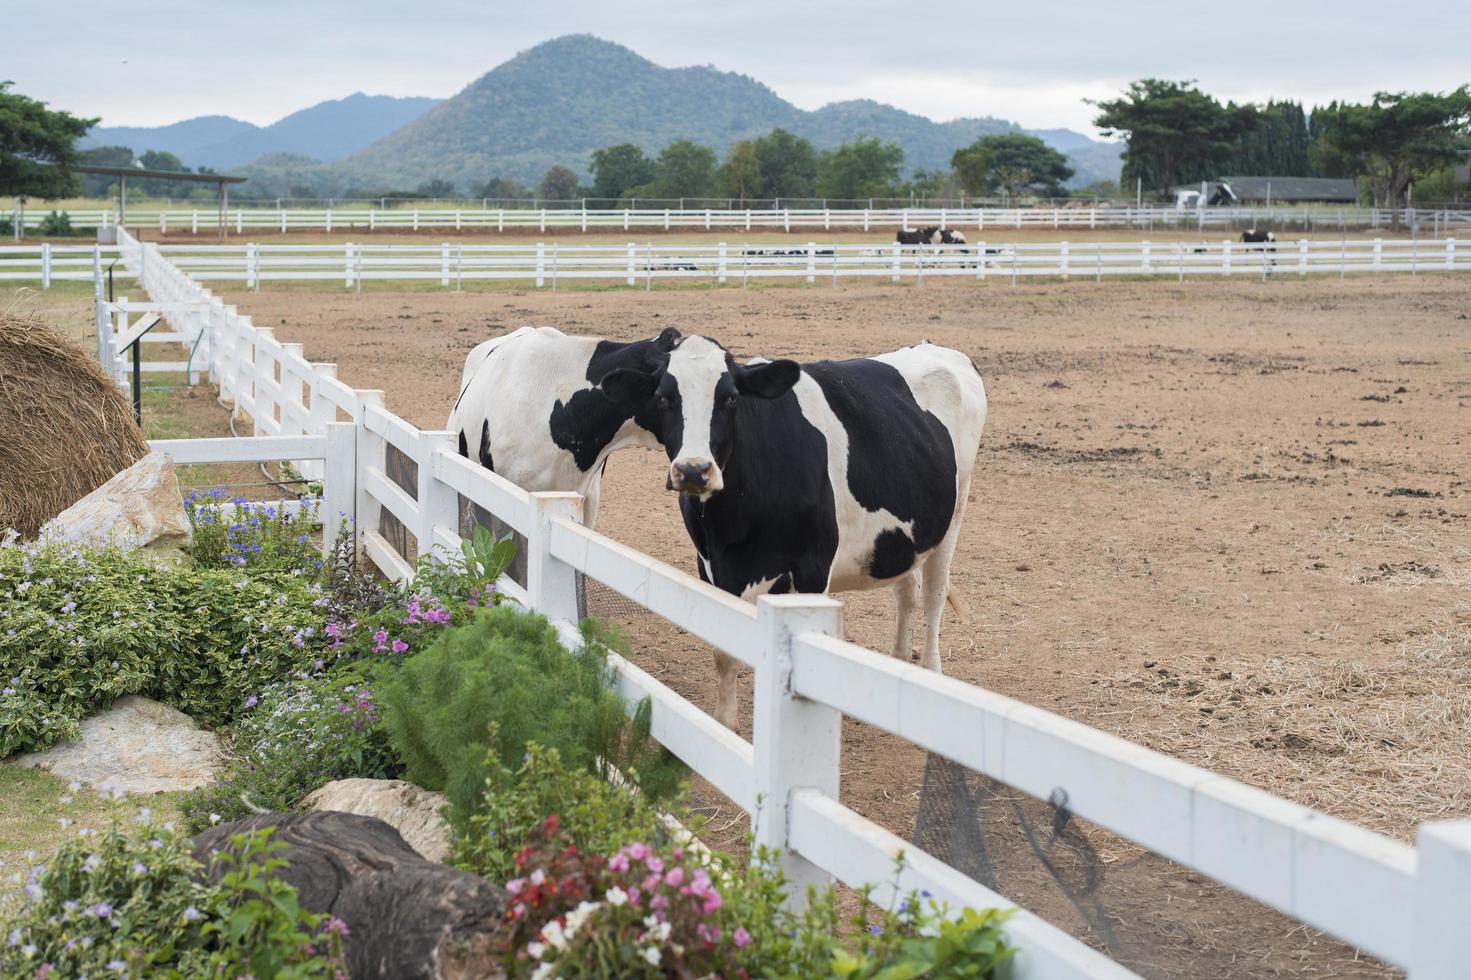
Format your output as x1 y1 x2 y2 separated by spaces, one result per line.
302 778 453 863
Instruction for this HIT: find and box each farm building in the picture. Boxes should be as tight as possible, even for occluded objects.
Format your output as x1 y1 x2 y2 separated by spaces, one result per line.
1171 176 1360 204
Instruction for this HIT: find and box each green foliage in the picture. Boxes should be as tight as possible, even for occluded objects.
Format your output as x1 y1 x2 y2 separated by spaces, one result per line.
0 822 345 978
0 81 96 200
1311 88 1471 207
816 136 905 200
36 210 72 236
476 175 532 200
1219 100 1315 178
752 128 819 199
538 164 581 200
634 140 717 200
181 673 399 831
951 133 1074 198
377 606 685 825
717 140 763 203
1090 78 1257 191
455 742 672 883
0 542 322 756
590 143 655 201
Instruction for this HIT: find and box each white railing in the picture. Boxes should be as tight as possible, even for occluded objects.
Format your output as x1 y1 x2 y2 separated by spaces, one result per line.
17 204 1471 235
0 243 120 286
114 226 1471 979
156 237 1468 288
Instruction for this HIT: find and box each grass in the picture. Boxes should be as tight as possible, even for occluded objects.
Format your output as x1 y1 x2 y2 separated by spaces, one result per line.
0 767 183 901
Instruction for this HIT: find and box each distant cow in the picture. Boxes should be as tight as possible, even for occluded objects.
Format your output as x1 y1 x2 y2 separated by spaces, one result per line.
599 335 987 728
896 227 968 246
448 325 679 529
1241 229 1276 244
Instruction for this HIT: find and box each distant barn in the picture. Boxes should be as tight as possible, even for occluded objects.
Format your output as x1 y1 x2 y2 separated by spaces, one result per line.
1171 176 1360 205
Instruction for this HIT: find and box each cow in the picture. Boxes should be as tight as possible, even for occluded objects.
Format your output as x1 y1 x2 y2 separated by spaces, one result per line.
895 227 967 246
448 325 680 530
1241 229 1275 244
598 335 987 728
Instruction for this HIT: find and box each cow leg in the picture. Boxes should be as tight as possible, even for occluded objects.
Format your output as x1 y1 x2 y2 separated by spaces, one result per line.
713 651 739 730
919 525 963 673
893 572 920 660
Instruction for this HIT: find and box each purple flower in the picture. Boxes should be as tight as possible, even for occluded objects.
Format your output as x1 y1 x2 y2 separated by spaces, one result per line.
733 927 752 948
324 917 350 937
243 696 259 709
182 906 202 923
390 638 409 654
91 901 113 919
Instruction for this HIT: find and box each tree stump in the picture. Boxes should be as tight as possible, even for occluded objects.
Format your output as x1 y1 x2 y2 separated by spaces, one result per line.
193 811 507 980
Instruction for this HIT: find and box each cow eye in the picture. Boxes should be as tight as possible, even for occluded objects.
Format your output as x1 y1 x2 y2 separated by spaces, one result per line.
655 394 670 408
723 393 738 407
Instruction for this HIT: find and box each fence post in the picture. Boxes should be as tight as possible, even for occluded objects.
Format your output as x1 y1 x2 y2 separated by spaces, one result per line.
535 243 545 289
1059 240 1068 281
752 594 844 904
1447 238 1456 270
321 421 356 558
413 209 420 232
718 242 727 284
891 242 900 283
1411 821 1471 978
783 208 790 233
326 210 333 235
353 390 387 561
526 491 584 624
1141 240 1151 274
417 430 459 562
626 242 636 286
41 242 51 290
1222 241 1232 276
806 242 816 284
1373 238 1382 272
1299 239 1309 276
344 243 354 289
440 243 451 287
246 243 258 290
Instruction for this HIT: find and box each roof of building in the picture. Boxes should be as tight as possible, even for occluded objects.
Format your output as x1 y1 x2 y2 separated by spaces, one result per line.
1171 176 1358 202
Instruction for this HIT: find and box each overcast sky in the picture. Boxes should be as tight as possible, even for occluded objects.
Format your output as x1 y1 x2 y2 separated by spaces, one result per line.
11 1 1469 135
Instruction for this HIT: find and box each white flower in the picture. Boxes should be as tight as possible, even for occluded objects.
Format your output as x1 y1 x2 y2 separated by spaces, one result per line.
526 941 546 960
540 919 567 950
642 946 661 966
654 920 672 942
563 900 600 938
605 886 627 907
530 964 557 980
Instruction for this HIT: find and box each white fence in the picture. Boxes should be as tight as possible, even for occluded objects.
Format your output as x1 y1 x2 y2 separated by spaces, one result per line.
0 243 121 286
114 226 1471 979
157 237 1468 289
15 204 1471 235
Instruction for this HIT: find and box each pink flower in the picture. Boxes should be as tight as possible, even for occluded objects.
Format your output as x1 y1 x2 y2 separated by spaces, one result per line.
702 892 723 914
645 856 664 874
506 878 526 895
641 874 660 892
391 639 409 654
626 842 650 862
608 853 629 872
664 867 685 887
650 895 668 911
733 927 752 948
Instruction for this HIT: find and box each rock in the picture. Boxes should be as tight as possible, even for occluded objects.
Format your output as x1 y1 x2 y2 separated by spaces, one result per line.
194 812 508 980
38 451 191 558
12 695 223 792
301 778 452 863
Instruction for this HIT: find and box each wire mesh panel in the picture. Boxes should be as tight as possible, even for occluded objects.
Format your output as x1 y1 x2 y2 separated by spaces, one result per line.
379 441 417 564
909 754 1394 979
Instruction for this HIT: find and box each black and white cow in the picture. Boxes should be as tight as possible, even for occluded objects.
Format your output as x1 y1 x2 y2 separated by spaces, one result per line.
448 325 679 528
1241 229 1276 245
895 227 969 246
600 335 986 727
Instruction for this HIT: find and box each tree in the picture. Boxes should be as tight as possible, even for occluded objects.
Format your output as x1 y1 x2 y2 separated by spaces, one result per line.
589 144 655 201
1311 89 1471 211
651 140 717 200
0 81 96 201
1220 100 1314 177
716 140 762 204
951 133 1074 198
415 178 458 198
537 165 580 202
476 176 530 201
77 145 134 197
816 137 904 201
751 128 818 200
1089 79 1257 192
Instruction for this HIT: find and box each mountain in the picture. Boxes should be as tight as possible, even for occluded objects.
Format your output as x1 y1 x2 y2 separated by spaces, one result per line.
82 94 442 170
337 35 1119 190
81 115 256 160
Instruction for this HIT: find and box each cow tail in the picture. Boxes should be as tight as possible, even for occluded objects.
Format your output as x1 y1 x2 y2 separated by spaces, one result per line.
945 586 970 623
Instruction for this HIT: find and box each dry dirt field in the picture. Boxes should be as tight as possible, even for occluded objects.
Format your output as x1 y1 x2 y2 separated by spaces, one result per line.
223 274 1470 978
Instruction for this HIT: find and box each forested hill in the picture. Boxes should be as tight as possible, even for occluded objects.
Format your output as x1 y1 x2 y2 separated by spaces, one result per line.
337 35 1119 189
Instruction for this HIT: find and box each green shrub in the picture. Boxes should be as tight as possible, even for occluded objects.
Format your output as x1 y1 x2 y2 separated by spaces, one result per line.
0 542 320 756
455 742 672 884
36 210 72 236
184 490 324 575
0 820 345 978
181 672 400 831
378 606 685 825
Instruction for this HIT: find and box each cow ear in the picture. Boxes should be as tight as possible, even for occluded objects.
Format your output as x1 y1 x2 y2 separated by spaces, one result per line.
599 368 659 411
655 327 682 351
735 359 800 399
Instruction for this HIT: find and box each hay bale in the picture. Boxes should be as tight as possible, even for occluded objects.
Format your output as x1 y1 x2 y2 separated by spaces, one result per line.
0 304 148 538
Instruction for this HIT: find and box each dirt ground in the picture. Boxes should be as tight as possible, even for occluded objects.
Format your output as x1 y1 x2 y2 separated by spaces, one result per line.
224 274 1471 978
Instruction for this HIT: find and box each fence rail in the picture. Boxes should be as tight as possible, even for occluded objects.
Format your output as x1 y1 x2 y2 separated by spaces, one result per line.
160 237 1468 288
13 204 1471 235
107 225 1471 978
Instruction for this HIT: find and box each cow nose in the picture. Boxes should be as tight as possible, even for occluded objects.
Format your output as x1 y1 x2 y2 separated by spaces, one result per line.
674 460 712 487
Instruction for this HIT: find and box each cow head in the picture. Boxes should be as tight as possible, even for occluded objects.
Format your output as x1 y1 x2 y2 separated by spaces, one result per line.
599 335 800 498
948 230 967 244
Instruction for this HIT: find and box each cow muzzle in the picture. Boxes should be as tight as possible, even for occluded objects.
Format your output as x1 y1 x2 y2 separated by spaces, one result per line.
669 458 722 496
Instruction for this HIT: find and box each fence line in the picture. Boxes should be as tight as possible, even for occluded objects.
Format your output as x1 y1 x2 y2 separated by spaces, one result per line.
113 226 1471 978
14 204 1471 235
